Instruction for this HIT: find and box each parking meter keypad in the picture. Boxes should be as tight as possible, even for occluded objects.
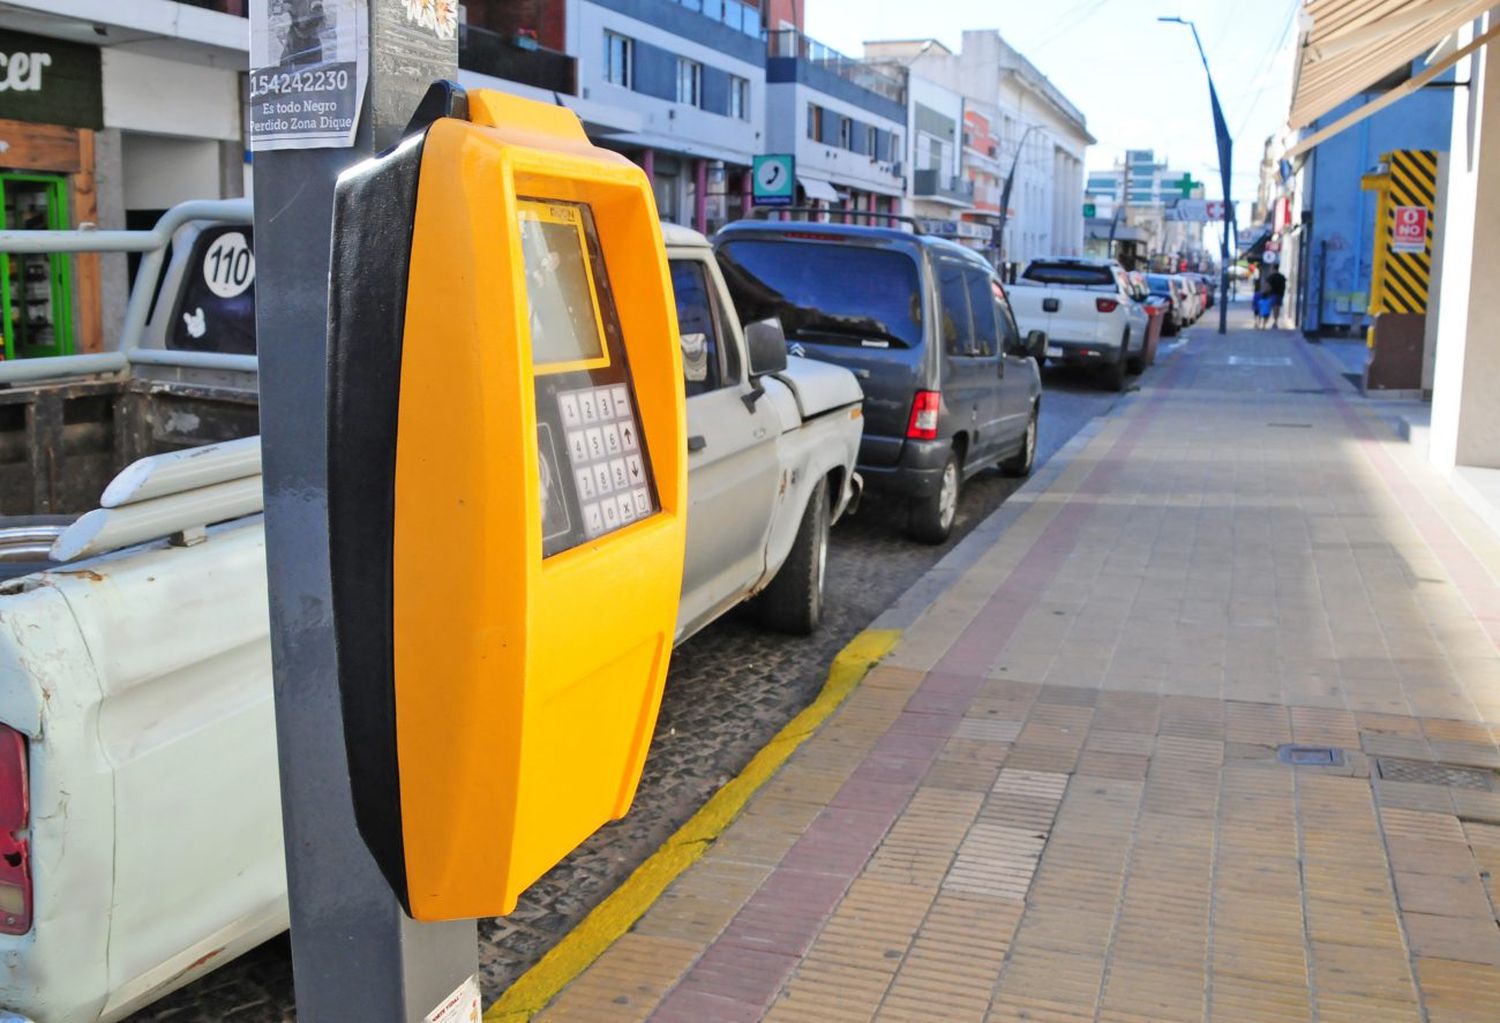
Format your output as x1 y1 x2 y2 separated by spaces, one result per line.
559 383 654 539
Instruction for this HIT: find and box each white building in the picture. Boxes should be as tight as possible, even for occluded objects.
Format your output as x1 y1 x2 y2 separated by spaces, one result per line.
866 31 1092 267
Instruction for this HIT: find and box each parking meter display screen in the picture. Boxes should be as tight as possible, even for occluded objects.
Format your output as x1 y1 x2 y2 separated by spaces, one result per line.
519 201 608 369
522 198 659 558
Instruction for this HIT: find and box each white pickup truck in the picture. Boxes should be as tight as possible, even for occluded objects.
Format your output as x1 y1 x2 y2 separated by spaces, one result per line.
0 209 861 1022
1007 257 1150 391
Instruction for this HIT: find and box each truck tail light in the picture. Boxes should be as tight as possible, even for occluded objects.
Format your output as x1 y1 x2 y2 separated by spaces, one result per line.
0 724 30 935
1095 297 1119 313
906 390 941 441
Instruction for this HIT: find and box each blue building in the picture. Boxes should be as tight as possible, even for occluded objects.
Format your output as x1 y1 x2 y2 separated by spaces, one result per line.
1295 61 1452 333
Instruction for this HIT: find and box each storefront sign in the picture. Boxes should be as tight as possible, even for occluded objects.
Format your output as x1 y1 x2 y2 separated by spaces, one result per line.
0 30 102 130
249 0 369 151
1392 205 1427 253
752 154 795 206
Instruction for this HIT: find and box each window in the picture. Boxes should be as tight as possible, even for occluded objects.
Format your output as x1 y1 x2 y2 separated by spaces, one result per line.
603 32 633 88
669 260 725 396
890 131 902 164
993 281 1023 353
676 58 702 106
963 269 998 356
716 240 924 348
838 116 852 149
807 103 823 140
937 260 973 356
866 125 878 156
728 75 749 120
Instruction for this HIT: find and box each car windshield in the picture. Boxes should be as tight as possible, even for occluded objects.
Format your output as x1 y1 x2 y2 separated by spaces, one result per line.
716 239 923 347
1146 274 1174 293
1021 262 1115 286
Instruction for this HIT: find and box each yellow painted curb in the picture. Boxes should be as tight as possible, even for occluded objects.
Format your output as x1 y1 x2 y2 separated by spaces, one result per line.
483 627 902 1021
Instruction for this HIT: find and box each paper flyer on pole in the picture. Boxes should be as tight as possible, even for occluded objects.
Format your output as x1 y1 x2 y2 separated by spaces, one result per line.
248 0 369 151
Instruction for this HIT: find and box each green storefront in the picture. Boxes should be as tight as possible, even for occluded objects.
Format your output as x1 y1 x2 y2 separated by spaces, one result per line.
0 28 103 359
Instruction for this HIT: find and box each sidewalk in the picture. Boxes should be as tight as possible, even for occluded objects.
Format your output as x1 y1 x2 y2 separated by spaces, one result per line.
535 313 1500 1023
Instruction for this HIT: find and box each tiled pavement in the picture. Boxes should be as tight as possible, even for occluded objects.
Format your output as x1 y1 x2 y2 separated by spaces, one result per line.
535 316 1500 1022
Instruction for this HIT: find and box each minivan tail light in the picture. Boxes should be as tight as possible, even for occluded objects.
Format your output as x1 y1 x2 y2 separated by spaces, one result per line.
0 724 30 935
907 390 941 441
1095 297 1119 313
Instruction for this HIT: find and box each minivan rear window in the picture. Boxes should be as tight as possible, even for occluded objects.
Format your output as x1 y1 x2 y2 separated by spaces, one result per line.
1021 262 1115 286
717 239 923 347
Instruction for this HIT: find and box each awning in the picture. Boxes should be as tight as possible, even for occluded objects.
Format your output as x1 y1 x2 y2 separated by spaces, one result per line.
1287 0 1500 157
799 177 841 203
1239 227 1272 261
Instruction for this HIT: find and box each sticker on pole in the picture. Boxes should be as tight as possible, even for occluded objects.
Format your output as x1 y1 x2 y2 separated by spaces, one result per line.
1392 205 1428 253
423 975 481 1023
248 0 369 151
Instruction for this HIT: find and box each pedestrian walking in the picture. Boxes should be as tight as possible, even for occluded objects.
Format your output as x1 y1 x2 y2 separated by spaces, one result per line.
1267 268 1287 327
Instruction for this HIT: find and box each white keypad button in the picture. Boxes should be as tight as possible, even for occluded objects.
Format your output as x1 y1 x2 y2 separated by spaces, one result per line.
567 430 588 463
593 463 613 495
602 499 620 529
618 420 639 451
611 386 629 414
583 503 604 537
575 467 596 501
585 427 605 460
625 453 644 486
579 391 599 423
632 487 651 517
559 393 581 428
604 423 622 456
594 388 614 420
615 494 636 524
609 458 629 491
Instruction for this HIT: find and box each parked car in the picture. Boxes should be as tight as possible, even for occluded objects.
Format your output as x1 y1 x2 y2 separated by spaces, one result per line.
1007 257 1148 390
1146 273 1187 334
714 219 1045 544
664 222 865 639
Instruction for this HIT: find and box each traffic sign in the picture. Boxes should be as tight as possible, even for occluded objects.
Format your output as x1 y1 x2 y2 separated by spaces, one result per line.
1392 205 1427 252
753 153 795 206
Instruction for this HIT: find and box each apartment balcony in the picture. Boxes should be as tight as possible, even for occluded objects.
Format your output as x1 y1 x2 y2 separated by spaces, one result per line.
913 169 975 206
459 24 576 95
767 30 906 106
668 0 764 38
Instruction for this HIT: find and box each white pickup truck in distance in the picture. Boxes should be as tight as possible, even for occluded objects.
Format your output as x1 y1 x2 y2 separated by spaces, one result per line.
1008 257 1150 391
0 208 862 1023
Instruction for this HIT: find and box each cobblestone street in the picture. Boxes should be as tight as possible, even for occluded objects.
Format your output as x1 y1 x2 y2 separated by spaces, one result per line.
538 312 1500 1022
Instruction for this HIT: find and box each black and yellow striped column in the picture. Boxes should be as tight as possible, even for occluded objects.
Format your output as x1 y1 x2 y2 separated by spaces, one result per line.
1361 149 1437 320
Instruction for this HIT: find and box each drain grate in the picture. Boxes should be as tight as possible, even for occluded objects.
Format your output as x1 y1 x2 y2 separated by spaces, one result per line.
1285 387 1333 395
1267 422 1314 429
1279 744 1346 766
1375 758 1496 790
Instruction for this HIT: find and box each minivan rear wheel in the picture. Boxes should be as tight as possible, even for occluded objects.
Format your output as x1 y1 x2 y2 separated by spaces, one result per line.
1001 405 1038 478
908 452 960 544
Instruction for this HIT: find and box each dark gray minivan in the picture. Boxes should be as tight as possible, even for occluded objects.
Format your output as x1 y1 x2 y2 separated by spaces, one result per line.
714 220 1045 543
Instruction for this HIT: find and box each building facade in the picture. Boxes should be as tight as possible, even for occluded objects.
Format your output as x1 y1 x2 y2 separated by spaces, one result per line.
869 31 1091 268
1084 149 1209 270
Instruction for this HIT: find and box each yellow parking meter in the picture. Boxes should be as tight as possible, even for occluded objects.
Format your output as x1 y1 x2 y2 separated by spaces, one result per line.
325 83 686 919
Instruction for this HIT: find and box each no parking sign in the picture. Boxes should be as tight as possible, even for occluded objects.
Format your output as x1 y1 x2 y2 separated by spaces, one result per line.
1392 205 1427 252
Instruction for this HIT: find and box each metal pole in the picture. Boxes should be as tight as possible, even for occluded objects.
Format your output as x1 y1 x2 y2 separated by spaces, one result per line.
1161 16 1233 334
995 123 1040 270
253 4 477 1020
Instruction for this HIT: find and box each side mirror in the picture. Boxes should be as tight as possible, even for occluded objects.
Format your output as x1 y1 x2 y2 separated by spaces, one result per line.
1027 330 1047 361
745 318 789 377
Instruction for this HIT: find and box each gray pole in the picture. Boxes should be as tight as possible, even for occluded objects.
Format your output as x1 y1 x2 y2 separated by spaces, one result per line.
253 4 477 1020
995 123 1040 269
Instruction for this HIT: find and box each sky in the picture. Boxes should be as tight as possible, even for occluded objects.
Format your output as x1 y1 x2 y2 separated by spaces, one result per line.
805 0 1301 224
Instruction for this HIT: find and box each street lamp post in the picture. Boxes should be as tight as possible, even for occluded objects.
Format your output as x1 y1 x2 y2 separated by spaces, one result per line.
995 123 1042 271
1159 15 1232 335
